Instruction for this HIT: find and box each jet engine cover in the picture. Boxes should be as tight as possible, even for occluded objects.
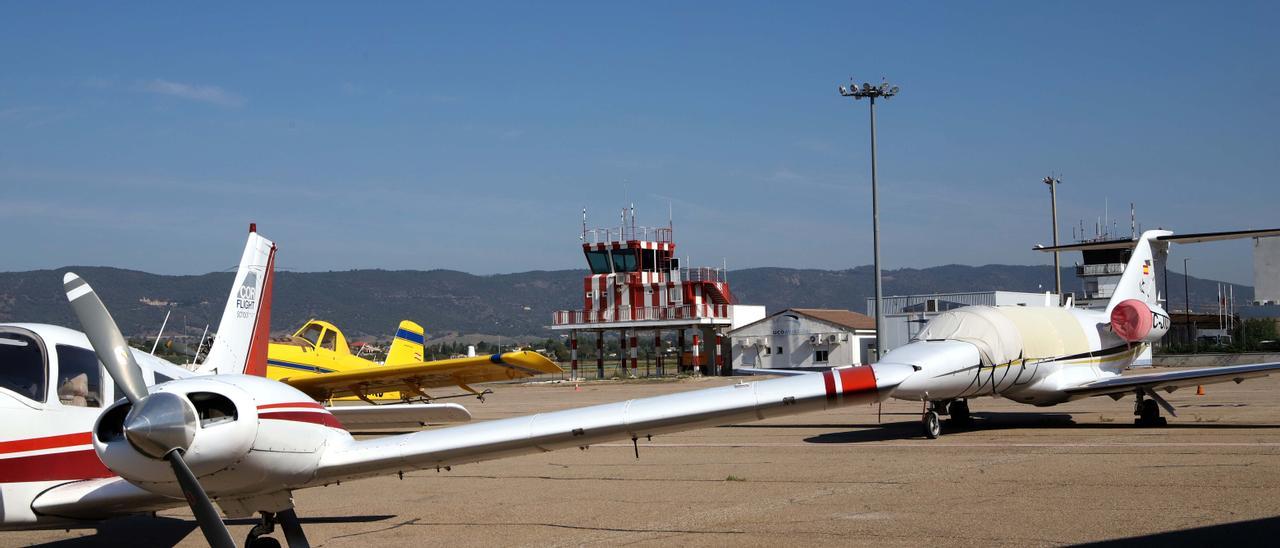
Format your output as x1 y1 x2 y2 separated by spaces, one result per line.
1110 299 1169 343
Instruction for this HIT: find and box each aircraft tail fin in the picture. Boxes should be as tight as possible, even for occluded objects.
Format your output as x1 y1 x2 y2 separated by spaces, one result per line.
1104 229 1171 315
386 320 426 365
197 224 277 376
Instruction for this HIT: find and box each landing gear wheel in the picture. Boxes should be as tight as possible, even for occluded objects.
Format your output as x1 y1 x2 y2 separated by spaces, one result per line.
923 410 941 439
1135 398 1166 426
948 400 971 425
248 537 282 548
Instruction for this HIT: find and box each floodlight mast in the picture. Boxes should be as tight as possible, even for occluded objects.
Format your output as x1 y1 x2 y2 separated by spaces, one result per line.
1043 176 1063 302
839 79 898 362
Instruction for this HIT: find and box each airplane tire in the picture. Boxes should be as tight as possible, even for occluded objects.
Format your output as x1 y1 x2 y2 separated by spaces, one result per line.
923 411 941 439
948 400 971 424
248 537 282 548
1136 399 1161 426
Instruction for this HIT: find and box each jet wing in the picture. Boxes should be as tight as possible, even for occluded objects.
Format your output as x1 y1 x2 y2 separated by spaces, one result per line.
280 351 562 401
327 402 471 430
1064 362 1280 399
736 367 826 377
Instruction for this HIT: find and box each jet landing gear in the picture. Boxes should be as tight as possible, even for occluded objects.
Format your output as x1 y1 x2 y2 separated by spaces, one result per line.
921 399 972 438
246 509 310 548
948 399 971 425
1134 393 1169 427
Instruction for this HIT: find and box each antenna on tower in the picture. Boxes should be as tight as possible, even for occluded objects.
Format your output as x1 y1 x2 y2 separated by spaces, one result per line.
1130 203 1136 239
581 208 588 241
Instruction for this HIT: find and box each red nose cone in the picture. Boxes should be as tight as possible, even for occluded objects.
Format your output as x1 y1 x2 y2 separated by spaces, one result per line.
1110 299 1154 342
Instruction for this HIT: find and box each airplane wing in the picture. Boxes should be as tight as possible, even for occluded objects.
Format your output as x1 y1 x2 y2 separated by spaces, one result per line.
279 351 562 401
1064 362 1280 399
310 364 912 485
327 402 471 430
31 477 183 521
735 367 822 377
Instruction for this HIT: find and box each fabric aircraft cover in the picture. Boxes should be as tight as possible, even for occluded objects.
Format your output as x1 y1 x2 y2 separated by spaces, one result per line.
914 306 1023 367
914 306 1095 366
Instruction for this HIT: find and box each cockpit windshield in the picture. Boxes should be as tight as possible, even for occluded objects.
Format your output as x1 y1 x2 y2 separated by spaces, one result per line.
297 324 324 347
0 329 47 402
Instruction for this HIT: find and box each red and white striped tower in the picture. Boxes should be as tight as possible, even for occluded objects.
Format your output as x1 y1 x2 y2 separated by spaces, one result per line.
552 207 739 378
691 333 701 376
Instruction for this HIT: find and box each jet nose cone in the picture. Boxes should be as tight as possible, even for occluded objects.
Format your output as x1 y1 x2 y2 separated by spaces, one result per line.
123 392 196 459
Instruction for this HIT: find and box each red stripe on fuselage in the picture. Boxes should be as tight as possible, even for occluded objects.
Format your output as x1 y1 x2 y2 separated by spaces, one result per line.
0 432 92 455
0 449 113 483
259 411 344 429
822 370 837 401
257 401 325 410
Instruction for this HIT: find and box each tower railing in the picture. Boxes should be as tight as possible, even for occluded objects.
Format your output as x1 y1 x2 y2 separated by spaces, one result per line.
552 304 731 326
582 225 673 245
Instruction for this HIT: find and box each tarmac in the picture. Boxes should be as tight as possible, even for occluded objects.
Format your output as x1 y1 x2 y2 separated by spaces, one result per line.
13 370 1280 547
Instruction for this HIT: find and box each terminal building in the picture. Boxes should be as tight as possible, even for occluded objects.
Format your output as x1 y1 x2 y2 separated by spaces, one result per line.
729 308 876 370
551 209 764 377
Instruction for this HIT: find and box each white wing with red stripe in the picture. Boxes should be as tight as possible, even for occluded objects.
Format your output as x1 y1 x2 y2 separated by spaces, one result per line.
309 365 912 484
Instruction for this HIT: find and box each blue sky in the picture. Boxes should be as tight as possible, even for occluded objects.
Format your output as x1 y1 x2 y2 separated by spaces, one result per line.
1 1 1276 285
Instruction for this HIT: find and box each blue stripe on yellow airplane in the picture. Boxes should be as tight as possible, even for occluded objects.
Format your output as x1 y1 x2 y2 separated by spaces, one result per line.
394 328 425 345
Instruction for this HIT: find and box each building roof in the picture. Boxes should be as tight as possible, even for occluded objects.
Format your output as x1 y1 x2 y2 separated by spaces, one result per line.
788 308 876 331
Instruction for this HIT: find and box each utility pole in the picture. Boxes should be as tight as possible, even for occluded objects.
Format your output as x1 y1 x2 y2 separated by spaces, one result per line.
1184 257 1194 353
840 78 899 361
1043 176 1063 302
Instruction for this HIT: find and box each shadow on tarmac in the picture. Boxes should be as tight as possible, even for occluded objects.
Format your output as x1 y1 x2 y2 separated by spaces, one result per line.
791 411 1280 444
29 514 394 547
1077 515 1280 547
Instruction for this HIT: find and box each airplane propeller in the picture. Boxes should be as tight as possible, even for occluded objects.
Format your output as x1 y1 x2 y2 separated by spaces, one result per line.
63 273 237 548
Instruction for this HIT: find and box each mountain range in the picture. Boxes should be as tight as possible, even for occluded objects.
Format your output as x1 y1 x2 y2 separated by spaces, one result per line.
0 265 1252 341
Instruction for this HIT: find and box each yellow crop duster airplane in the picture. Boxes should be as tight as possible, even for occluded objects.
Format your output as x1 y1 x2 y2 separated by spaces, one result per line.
266 319 561 403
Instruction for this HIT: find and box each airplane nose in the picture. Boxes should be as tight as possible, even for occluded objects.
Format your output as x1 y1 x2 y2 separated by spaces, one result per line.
124 391 198 459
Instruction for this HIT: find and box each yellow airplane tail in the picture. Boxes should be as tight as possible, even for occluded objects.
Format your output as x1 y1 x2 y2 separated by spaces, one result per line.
387 320 426 365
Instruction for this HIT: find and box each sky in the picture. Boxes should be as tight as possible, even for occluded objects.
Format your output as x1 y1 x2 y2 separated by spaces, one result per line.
1 1 1277 285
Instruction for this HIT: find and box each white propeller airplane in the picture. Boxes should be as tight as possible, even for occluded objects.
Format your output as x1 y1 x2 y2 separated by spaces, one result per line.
751 227 1280 438
0 227 913 547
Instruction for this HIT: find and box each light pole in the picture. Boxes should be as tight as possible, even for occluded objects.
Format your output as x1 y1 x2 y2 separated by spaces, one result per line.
1043 176 1063 302
840 79 899 361
1184 257 1194 353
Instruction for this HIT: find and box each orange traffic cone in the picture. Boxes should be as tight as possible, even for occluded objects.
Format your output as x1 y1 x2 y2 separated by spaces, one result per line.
1196 385 1205 396
574 383 581 392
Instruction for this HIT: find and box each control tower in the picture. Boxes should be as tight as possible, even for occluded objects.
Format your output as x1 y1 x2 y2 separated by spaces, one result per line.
551 208 764 378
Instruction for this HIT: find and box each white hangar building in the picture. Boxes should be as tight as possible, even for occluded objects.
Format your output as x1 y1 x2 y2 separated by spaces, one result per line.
730 308 876 371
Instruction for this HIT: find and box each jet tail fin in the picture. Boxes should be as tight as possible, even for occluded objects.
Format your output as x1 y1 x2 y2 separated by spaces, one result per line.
1104 230 1171 314
196 225 277 376
386 320 426 365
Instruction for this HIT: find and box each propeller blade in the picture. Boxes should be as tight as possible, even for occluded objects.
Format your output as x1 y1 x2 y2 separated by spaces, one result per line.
166 451 236 548
63 272 149 404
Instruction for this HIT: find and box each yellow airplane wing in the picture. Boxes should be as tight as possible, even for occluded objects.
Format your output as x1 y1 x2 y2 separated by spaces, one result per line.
279 350 562 401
